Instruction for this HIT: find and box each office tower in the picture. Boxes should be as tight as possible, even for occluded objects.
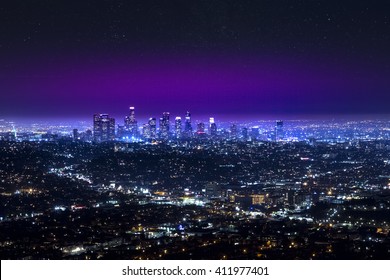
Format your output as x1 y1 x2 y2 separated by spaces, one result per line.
85 129 93 142
73 129 78 141
209 117 217 136
148 117 157 139
184 111 193 138
251 126 259 140
159 112 170 139
142 123 151 139
103 114 115 142
197 122 205 135
93 114 115 142
242 127 248 141
175 116 182 139
230 124 237 139
93 114 101 140
116 125 124 138
275 120 284 141
124 106 138 137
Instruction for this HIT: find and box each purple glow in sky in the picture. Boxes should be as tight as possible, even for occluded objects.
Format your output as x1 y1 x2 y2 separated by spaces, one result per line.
1 1 390 120
1 52 390 119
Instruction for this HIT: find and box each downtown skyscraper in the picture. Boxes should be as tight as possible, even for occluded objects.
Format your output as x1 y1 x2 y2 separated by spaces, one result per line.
209 117 217 137
93 114 115 142
175 117 182 139
275 120 284 141
159 112 170 139
124 106 138 137
184 111 193 138
149 117 157 139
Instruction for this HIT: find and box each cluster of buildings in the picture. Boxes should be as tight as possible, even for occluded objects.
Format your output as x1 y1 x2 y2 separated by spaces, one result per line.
91 106 284 142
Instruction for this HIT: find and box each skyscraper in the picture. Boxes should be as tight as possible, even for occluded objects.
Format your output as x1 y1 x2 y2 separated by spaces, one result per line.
184 111 193 138
197 122 205 135
175 116 182 139
209 117 217 137
275 120 284 141
124 106 138 137
230 124 238 139
73 129 78 141
147 117 156 139
142 123 151 139
85 129 93 142
93 114 115 142
159 112 170 139
251 126 259 140
242 127 248 141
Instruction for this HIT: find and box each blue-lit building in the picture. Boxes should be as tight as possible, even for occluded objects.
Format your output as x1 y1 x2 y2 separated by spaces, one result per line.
184 111 193 138
124 106 138 138
275 120 284 141
209 117 217 137
93 114 115 142
175 116 182 139
159 112 170 139
242 127 248 141
230 124 238 139
196 122 205 136
148 117 157 139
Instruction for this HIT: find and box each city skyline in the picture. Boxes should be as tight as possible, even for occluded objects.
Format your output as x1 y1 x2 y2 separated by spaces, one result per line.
3 106 390 124
1 1 390 263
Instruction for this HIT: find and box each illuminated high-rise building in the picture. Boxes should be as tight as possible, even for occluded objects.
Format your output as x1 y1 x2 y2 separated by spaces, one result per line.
184 111 193 138
93 114 100 140
142 123 151 139
209 117 217 136
175 117 182 139
230 124 238 139
242 127 248 141
275 120 284 141
117 125 125 138
124 106 135 124
251 126 259 140
197 122 205 135
93 114 115 142
159 112 170 139
73 129 79 141
124 106 138 137
148 117 157 139
84 129 93 142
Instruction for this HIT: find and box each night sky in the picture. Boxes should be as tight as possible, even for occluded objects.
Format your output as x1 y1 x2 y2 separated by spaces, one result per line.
1 1 389 119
